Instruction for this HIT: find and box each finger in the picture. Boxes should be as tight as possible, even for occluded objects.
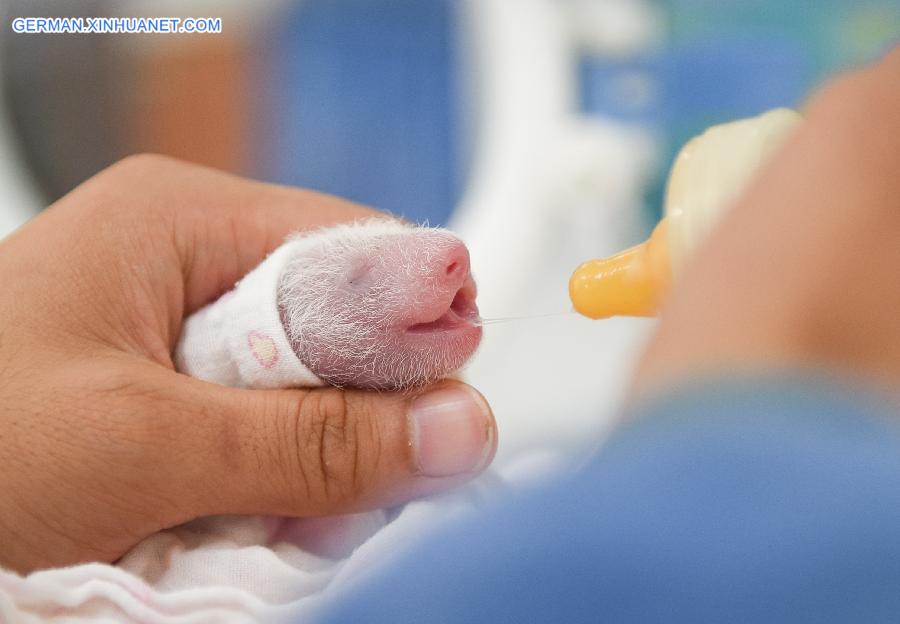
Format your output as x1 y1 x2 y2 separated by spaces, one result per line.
145 369 497 521
89 153 381 313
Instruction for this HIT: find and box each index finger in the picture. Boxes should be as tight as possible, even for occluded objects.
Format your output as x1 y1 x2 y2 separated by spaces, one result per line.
102 154 379 313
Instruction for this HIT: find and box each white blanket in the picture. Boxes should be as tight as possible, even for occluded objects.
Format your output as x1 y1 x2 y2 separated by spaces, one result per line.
0 450 571 623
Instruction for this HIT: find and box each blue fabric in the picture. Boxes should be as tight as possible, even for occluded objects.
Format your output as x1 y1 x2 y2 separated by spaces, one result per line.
321 375 900 623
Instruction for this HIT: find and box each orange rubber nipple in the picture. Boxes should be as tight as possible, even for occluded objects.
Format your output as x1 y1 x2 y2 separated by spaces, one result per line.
568 220 671 319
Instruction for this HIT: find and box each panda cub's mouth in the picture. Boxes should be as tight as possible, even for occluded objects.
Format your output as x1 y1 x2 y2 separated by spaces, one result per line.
406 276 480 334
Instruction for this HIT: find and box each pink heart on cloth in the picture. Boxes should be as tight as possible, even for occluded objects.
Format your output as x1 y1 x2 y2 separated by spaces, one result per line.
247 331 279 368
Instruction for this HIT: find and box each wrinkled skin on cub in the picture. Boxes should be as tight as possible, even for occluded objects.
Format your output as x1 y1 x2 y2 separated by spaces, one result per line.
278 220 482 390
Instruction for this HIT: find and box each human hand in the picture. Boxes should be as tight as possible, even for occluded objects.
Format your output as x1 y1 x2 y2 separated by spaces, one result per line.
634 48 900 394
0 155 496 573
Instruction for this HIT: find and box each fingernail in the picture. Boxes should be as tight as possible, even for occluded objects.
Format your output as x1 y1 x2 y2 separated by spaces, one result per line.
409 386 494 477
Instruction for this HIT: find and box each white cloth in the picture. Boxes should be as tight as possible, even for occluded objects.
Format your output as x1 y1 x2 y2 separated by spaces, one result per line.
0 452 565 624
175 241 323 390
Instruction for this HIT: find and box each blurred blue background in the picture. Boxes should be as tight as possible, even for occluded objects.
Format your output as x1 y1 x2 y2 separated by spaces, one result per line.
254 0 900 226
581 0 900 218
260 0 461 226
2 0 899 230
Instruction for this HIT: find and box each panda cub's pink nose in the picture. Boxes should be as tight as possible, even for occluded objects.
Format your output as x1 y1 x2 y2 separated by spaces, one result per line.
438 240 470 286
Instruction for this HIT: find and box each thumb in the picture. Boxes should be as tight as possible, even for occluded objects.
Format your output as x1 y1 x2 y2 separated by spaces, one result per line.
158 371 497 519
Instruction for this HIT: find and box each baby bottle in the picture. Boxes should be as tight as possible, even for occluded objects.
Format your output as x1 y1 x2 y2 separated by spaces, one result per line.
569 108 802 319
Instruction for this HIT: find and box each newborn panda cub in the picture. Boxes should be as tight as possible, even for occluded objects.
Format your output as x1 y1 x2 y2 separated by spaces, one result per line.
279 219 482 389
176 218 482 393
174 219 483 558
